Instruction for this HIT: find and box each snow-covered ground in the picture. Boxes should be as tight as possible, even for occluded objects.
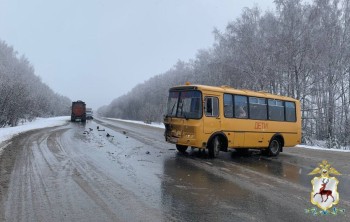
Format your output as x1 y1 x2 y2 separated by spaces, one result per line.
0 116 70 154
1 116 350 153
106 117 165 129
296 144 350 152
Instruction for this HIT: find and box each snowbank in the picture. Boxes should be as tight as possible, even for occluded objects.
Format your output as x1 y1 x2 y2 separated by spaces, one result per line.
297 144 350 152
0 116 69 145
106 118 165 129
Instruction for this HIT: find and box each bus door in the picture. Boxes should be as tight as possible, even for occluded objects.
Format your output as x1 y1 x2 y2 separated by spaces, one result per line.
203 96 221 134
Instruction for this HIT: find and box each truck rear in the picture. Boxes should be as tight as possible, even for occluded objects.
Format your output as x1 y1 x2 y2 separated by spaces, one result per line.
71 100 86 122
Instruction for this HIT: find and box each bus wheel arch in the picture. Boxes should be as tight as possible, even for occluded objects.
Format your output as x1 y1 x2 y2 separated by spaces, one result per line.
267 134 284 156
207 132 228 158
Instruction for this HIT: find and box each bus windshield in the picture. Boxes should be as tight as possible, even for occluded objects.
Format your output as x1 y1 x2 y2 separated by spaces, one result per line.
166 90 202 119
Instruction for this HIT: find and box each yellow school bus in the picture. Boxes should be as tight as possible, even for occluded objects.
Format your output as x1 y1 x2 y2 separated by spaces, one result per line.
163 84 301 158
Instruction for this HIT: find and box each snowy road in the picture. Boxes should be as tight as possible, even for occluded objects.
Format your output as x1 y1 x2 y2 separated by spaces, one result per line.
0 118 349 221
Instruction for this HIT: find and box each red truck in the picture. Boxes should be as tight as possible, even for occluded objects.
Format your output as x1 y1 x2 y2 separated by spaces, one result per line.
71 100 86 122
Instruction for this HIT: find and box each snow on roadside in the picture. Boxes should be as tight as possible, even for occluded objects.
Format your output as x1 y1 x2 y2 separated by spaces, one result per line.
296 144 350 152
0 116 69 147
1 116 349 154
106 117 165 129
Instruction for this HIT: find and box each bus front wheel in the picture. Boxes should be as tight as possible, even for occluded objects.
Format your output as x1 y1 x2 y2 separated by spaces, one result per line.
208 136 221 158
266 138 281 156
176 145 188 153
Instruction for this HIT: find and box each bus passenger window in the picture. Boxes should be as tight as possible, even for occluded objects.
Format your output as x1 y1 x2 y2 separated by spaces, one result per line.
224 94 233 118
268 99 284 121
237 106 246 118
285 102 296 122
249 97 267 120
234 95 248 119
205 97 219 117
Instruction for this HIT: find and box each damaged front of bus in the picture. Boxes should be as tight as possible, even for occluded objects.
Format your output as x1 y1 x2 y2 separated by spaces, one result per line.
163 85 204 153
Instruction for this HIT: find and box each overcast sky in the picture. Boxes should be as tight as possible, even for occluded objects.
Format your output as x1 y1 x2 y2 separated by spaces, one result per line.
0 0 274 110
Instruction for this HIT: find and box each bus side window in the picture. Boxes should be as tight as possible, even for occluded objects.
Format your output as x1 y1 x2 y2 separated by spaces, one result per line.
234 95 248 119
224 94 233 118
268 99 284 121
285 102 296 122
249 97 267 120
205 97 219 117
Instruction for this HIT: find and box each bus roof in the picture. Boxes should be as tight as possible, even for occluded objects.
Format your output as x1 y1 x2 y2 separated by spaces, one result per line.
169 84 298 102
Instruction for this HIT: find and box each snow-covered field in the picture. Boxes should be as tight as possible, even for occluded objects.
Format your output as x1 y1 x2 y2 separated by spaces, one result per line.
1 116 350 153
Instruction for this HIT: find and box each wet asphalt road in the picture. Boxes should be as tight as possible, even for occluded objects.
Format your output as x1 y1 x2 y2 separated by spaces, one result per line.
0 118 349 222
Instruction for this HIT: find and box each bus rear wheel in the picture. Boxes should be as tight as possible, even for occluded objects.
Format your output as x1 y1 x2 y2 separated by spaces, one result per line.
176 145 188 153
266 138 281 156
208 136 221 158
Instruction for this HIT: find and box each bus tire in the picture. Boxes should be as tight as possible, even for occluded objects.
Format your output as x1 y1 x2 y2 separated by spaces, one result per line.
208 136 221 158
176 144 188 153
267 138 281 156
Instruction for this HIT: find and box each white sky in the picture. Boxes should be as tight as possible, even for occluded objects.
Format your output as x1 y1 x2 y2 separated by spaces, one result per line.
0 0 275 110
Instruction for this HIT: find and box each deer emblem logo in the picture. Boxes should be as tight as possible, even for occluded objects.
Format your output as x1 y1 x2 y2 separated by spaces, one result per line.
313 178 334 202
308 160 341 210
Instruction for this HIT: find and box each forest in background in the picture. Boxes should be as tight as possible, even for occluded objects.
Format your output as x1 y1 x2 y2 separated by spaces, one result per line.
0 40 71 127
99 0 350 148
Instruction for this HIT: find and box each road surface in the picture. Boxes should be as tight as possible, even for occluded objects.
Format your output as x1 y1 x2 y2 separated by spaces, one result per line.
0 118 349 221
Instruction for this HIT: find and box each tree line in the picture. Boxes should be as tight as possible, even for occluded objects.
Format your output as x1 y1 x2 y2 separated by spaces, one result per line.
0 40 71 127
99 0 350 148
